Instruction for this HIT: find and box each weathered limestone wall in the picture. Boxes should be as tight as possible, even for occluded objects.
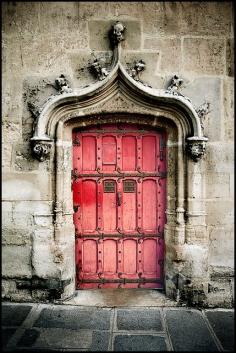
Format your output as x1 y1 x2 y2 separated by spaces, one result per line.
2 2 234 306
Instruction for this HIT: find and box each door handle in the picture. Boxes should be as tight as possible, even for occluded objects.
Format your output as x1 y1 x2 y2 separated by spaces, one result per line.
117 192 122 206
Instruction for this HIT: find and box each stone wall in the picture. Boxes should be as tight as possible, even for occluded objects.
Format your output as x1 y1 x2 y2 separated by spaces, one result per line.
2 2 234 306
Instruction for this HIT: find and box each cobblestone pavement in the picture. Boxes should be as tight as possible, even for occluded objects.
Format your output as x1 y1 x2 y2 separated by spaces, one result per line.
2 302 234 352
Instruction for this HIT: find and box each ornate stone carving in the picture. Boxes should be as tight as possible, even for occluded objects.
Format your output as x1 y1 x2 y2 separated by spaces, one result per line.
186 137 208 162
28 102 40 118
31 139 53 162
166 75 183 94
127 59 151 87
55 74 72 94
166 75 191 102
110 21 126 45
90 54 109 81
196 101 210 133
128 59 145 78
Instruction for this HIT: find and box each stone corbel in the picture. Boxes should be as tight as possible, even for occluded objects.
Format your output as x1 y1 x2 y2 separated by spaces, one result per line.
186 137 208 162
31 138 53 162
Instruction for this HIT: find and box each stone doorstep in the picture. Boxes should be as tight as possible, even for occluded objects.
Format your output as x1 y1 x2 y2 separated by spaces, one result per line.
61 289 178 307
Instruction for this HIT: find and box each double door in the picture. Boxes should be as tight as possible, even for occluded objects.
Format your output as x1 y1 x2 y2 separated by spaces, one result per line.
72 123 167 289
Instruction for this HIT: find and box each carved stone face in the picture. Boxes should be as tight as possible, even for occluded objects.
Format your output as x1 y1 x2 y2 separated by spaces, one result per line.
113 21 125 42
187 142 206 162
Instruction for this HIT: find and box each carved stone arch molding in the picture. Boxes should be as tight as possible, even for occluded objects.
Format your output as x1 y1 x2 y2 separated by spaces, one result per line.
31 22 209 303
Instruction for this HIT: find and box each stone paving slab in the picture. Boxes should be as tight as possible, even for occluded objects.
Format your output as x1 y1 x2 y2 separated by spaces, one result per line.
2 303 235 352
16 329 110 351
89 331 110 351
2 305 32 326
33 306 112 330
165 309 219 351
18 328 93 349
114 334 167 351
17 328 40 347
116 309 163 331
205 310 235 351
1 328 17 347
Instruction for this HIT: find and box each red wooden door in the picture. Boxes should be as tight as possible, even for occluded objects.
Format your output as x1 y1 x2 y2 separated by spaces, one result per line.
72 123 167 289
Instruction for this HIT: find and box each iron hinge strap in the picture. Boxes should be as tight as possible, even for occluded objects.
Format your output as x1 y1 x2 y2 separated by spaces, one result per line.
73 136 80 146
71 168 79 181
160 134 166 161
80 278 162 284
76 234 162 239
76 172 167 178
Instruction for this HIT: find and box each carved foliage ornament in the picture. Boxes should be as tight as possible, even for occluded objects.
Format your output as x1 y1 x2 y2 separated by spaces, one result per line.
166 75 191 102
127 59 151 87
55 74 72 94
90 53 109 81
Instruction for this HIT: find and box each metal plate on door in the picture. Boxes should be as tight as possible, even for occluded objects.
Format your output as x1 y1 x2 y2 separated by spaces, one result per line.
123 180 136 193
104 180 115 193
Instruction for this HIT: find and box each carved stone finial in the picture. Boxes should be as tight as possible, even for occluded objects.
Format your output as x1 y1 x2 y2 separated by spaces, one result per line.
31 139 53 162
110 21 126 45
55 74 72 94
186 137 208 162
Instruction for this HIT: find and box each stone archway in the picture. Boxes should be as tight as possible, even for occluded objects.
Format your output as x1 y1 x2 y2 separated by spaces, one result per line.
30 22 209 304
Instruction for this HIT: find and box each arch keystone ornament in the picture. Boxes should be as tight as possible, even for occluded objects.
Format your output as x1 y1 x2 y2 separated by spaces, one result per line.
29 21 210 305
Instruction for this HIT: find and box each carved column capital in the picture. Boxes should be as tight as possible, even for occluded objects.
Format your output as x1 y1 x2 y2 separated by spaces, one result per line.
31 138 53 162
186 137 208 162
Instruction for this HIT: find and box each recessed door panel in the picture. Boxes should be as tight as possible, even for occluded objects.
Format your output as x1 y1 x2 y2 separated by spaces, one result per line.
143 239 157 273
122 180 137 232
103 239 117 273
102 136 117 171
123 239 137 274
83 239 97 273
142 136 156 171
142 179 157 232
82 180 97 232
122 136 136 171
102 180 117 232
82 136 96 171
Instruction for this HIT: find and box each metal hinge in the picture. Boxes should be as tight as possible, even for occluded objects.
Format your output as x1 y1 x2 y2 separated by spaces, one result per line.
71 168 79 181
73 136 80 146
160 134 166 161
